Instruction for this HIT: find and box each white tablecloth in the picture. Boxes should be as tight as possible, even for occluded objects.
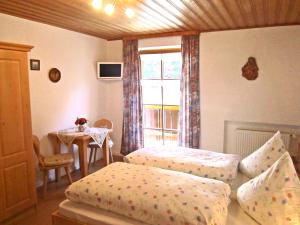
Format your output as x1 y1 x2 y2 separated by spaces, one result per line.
57 127 109 148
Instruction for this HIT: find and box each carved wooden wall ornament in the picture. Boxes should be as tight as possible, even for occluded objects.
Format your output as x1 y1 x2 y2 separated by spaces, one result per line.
242 57 259 80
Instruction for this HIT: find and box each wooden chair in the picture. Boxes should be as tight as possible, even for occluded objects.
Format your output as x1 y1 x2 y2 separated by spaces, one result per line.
32 135 74 197
88 119 114 167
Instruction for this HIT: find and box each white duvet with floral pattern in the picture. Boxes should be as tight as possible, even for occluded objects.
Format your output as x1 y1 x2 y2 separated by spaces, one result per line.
66 162 231 225
124 146 240 182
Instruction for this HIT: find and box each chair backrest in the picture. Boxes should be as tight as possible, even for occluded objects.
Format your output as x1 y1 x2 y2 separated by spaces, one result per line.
94 118 113 130
32 135 44 166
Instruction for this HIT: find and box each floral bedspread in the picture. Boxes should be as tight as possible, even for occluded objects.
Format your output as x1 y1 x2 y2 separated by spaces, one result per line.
124 146 240 182
66 162 230 225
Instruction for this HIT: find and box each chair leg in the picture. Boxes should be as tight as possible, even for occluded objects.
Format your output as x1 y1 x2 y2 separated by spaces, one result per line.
109 147 114 163
89 148 94 168
93 148 97 163
64 166 72 184
43 170 48 198
70 144 76 171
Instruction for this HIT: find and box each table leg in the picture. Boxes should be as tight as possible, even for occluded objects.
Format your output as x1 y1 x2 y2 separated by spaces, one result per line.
78 139 89 177
48 134 61 182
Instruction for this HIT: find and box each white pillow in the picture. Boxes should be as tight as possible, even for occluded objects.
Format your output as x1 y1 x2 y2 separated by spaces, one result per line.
239 131 287 178
237 152 300 225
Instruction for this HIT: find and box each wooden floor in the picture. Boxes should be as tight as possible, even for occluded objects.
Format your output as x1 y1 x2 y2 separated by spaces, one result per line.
2 158 118 225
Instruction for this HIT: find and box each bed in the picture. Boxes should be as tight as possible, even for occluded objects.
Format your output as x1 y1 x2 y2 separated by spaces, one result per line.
124 146 240 182
53 199 258 225
58 162 231 225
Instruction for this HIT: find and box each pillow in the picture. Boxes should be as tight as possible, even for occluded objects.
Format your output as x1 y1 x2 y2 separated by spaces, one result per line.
239 131 287 178
237 152 300 225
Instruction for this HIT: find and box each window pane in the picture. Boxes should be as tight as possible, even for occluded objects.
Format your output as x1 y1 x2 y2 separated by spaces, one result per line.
163 131 178 146
143 105 162 129
141 52 181 147
144 129 163 147
163 80 180 105
141 80 162 104
163 52 181 79
141 54 161 79
163 106 179 130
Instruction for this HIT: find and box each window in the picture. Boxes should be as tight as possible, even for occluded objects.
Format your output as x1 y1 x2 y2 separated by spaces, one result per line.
140 51 181 147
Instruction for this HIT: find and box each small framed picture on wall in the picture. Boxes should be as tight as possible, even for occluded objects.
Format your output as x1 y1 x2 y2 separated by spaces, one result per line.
30 59 40 71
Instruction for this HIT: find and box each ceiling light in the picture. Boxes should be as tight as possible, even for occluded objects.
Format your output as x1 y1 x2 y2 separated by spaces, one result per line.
104 3 115 15
92 0 102 9
125 8 134 18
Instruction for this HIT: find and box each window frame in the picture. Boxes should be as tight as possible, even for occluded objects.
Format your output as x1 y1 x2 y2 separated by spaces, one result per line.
140 48 181 145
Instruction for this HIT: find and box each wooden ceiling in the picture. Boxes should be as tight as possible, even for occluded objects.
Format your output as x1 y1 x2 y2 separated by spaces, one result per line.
0 0 299 40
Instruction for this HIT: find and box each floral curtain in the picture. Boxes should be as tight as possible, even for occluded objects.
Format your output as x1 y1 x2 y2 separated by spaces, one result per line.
178 35 201 148
121 39 144 155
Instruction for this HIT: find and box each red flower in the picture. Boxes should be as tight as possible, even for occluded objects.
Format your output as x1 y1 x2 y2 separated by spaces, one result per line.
75 117 88 125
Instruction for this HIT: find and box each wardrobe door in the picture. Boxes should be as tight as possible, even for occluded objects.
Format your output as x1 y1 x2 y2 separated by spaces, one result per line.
0 44 36 221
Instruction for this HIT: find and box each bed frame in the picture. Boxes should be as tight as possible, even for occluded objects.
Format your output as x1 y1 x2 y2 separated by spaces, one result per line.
52 210 133 225
52 210 86 225
52 210 111 225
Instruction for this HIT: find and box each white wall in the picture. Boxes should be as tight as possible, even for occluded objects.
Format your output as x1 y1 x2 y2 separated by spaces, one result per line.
102 40 123 154
200 26 300 152
0 13 107 185
104 26 300 154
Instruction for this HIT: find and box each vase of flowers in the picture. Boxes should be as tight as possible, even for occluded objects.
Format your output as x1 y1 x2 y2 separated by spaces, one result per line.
75 117 88 132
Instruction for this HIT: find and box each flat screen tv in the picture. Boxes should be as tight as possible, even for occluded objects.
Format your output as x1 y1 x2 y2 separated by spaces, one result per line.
97 62 123 79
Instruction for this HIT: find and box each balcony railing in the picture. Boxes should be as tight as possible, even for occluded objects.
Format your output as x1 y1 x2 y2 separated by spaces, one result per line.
143 104 179 146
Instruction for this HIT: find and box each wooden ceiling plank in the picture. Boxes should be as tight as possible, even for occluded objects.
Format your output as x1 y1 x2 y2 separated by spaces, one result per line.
235 0 250 27
219 0 239 27
0 8 112 39
249 0 258 26
3 0 131 37
102 0 178 31
133 2 182 30
71 0 172 33
298 1 300 22
67 0 155 33
36 0 135 33
114 2 174 32
207 0 231 28
287 0 300 23
268 0 278 25
275 0 284 24
7 0 129 35
252 0 266 26
197 0 230 28
0 0 299 41
137 0 187 30
284 0 296 23
162 0 203 29
2 0 180 35
192 0 221 29
262 0 269 25
180 0 212 30
152 0 196 30
2 0 127 39
63 0 177 35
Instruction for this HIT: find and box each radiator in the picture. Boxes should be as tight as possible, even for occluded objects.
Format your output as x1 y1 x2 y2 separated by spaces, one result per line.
235 129 291 158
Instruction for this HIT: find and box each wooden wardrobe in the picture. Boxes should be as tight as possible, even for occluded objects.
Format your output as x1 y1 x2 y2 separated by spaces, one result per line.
0 42 37 222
